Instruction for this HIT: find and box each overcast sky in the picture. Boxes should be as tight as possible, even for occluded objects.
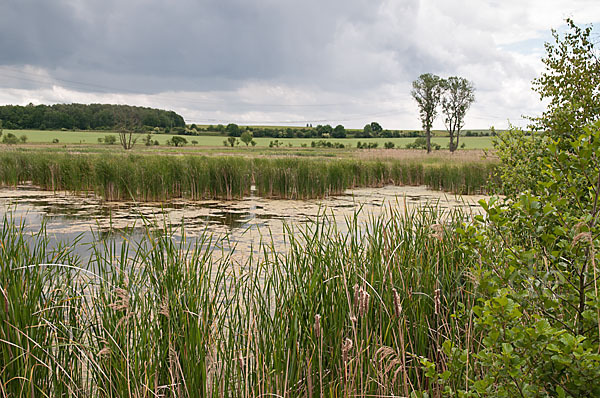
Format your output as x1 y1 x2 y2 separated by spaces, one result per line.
0 1 598 129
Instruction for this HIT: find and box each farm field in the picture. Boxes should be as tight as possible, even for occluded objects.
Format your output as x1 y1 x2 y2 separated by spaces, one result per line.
2 129 495 149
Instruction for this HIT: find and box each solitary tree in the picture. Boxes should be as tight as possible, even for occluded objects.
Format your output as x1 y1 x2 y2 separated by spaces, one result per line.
226 136 238 147
240 131 253 146
411 73 445 153
169 136 187 147
114 108 141 150
441 77 475 152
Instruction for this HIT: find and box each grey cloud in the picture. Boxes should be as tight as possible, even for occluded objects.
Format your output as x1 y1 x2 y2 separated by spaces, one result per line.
0 0 426 93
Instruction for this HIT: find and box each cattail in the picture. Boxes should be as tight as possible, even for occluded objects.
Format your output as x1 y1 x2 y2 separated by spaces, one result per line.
392 288 402 318
353 284 370 317
359 290 371 317
341 338 353 364
314 314 321 338
434 288 441 315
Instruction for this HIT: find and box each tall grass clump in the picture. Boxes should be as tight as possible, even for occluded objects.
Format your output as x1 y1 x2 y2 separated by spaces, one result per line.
0 215 86 396
0 203 480 396
0 151 496 201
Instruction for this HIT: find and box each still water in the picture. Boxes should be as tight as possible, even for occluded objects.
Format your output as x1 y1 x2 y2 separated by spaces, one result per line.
0 184 487 262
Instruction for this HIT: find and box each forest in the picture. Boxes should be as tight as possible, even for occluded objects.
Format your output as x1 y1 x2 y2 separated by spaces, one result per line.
0 103 185 130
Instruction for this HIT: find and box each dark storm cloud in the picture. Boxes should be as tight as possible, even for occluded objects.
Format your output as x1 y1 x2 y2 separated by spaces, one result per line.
0 0 420 93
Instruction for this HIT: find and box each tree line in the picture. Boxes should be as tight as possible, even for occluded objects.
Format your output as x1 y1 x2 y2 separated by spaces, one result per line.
0 103 185 131
211 122 423 139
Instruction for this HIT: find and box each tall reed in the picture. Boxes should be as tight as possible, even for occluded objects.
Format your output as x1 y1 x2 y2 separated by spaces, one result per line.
0 203 478 396
0 151 496 201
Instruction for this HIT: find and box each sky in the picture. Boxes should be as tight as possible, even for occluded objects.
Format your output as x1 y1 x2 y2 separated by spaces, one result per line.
0 0 598 130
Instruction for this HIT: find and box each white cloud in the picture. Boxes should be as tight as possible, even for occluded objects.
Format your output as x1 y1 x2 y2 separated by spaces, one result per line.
0 0 597 129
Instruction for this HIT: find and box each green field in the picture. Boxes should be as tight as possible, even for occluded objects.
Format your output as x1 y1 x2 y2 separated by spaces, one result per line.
2 129 494 149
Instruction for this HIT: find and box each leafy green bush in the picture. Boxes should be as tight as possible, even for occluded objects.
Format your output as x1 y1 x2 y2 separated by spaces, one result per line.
2 133 18 144
437 121 600 397
406 137 440 150
167 136 187 147
104 135 117 145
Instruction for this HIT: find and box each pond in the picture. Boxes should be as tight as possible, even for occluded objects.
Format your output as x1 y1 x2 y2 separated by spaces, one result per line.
0 184 487 262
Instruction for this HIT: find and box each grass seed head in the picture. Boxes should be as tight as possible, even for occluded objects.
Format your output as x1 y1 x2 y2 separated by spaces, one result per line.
430 223 444 241
392 288 402 318
572 231 592 246
314 314 321 338
434 288 441 315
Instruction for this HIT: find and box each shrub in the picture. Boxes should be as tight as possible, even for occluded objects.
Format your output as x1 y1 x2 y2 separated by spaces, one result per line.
2 133 18 144
104 135 117 145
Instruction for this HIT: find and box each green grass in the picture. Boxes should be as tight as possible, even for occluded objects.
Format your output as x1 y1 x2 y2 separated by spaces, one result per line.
0 205 478 396
0 151 497 200
4 129 495 149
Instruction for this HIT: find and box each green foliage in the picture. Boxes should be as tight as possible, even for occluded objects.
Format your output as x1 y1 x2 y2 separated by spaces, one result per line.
356 141 379 149
384 141 395 149
532 19 600 139
332 124 346 138
19 135 27 143
491 128 546 198
370 121 383 134
406 137 440 150
440 122 600 397
1 133 18 144
0 151 494 200
226 123 240 137
0 103 185 130
240 130 253 145
442 76 475 152
103 135 117 145
227 136 238 147
311 140 345 149
412 73 445 152
315 124 333 137
167 136 187 147
0 205 478 396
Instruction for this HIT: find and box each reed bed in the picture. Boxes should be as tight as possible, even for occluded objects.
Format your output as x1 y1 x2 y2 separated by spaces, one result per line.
0 151 496 201
0 205 478 397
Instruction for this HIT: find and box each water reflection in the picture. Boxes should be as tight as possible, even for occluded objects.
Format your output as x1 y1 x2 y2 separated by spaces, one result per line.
0 184 486 261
